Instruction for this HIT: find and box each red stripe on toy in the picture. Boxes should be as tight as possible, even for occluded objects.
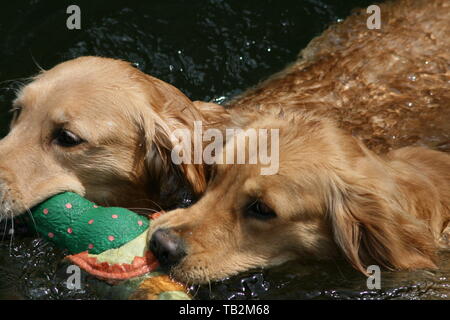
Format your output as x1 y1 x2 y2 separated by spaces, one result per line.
67 251 159 280
66 210 165 280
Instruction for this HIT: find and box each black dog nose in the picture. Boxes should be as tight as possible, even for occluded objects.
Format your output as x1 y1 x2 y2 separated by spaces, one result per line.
149 228 186 269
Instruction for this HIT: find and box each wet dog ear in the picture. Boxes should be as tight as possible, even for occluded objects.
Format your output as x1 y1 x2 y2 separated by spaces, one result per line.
138 101 206 198
136 76 228 199
328 170 438 275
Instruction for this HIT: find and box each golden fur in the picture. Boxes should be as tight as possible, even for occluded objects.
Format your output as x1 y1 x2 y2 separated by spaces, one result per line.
228 0 450 154
0 0 448 285
150 107 450 284
149 0 450 283
0 57 228 216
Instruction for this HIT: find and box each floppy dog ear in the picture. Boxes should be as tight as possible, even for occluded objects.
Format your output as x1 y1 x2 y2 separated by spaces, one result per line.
329 174 438 274
139 98 206 197
137 76 228 197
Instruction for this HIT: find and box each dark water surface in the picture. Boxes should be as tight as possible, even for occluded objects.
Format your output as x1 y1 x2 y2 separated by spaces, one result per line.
1 0 449 300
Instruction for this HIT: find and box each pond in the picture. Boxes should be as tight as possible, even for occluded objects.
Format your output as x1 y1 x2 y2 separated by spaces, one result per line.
0 0 449 300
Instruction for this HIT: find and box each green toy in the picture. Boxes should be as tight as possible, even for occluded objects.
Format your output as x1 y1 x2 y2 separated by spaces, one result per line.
27 192 190 300
30 192 149 254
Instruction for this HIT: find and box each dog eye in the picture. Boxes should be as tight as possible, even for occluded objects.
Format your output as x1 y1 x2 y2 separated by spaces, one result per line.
246 200 276 220
53 129 84 147
9 106 22 124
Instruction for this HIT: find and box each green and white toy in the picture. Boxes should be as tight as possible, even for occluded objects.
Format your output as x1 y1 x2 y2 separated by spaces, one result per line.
27 192 190 300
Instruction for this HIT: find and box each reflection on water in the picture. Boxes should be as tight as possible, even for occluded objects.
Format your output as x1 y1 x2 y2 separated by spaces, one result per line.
0 0 449 300
0 236 97 299
1 233 448 300
194 253 450 300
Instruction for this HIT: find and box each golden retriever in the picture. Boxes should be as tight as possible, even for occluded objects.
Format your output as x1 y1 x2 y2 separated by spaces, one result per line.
0 56 228 217
149 107 450 284
0 0 448 286
148 0 450 284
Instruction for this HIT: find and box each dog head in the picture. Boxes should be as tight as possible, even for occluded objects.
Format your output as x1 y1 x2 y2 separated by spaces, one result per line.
0 56 227 218
149 109 439 284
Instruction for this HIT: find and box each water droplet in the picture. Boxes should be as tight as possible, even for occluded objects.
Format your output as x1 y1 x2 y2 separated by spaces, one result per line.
408 74 417 81
213 96 227 104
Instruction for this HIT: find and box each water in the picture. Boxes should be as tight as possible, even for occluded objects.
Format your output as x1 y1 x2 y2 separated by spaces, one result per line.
1 0 449 300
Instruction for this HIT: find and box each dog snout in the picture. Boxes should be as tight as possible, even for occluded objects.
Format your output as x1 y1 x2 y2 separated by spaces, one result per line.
0 173 19 217
150 228 186 269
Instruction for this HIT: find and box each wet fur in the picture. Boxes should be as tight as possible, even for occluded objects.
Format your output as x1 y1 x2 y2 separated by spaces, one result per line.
0 57 229 216
150 0 450 283
151 108 450 283
0 0 448 284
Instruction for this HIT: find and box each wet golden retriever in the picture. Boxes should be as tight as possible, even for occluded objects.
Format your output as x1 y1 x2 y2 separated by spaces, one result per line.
148 0 450 283
149 107 450 284
0 57 228 217
0 0 448 285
